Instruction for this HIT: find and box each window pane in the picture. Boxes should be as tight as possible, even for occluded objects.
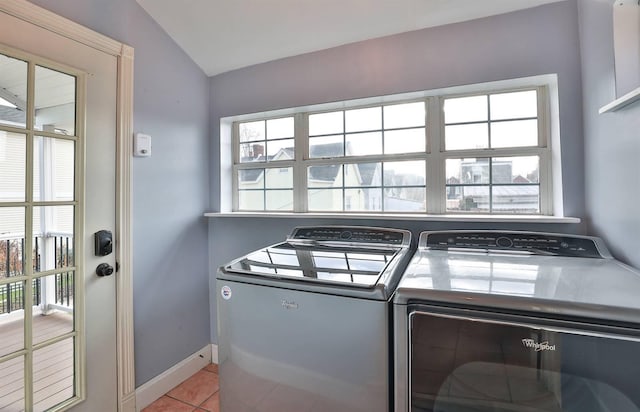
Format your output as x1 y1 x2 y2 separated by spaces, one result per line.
266 138 294 159
308 165 342 187
345 188 382 211
34 66 76 136
384 187 425 212
0 208 25 277
309 135 344 158
493 185 540 213
239 143 265 162
345 132 382 156
0 131 26 201
383 161 425 186
384 128 425 154
33 338 75 411
345 163 381 188
384 102 425 129
266 117 293 140
238 190 264 210
265 167 292 189
446 186 490 212
490 90 537 120
33 206 74 273
34 136 75 201
0 356 24 411
345 107 381 133
446 158 490 184
445 123 488 150
491 119 538 148
238 169 264 190
0 281 25 355
0 53 27 128
308 188 342 211
309 111 343 136
492 156 539 184
444 95 487 123
239 120 265 142
266 190 293 211
33 273 74 345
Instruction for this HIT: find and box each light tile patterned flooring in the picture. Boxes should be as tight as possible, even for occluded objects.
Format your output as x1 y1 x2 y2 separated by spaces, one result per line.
142 363 220 412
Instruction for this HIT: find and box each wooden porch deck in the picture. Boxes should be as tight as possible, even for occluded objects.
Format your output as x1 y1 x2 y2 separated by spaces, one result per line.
0 311 74 412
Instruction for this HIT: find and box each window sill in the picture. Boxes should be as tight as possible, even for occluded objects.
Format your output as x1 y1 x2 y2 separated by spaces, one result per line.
204 212 580 224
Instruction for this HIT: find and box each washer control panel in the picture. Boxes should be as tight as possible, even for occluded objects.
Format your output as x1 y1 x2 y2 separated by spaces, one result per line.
423 231 605 258
291 226 408 245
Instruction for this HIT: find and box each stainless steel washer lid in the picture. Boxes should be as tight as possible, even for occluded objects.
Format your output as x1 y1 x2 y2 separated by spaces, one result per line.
394 231 640 326
218 226 413 300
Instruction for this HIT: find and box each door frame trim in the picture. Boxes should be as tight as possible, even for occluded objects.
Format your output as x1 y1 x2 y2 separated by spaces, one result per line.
0 1 136 411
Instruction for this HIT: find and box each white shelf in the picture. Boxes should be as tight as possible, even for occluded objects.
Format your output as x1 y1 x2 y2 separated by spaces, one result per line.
599 86 640 114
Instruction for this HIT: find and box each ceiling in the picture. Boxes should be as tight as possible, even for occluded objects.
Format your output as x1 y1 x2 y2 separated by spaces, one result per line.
136 0 566 77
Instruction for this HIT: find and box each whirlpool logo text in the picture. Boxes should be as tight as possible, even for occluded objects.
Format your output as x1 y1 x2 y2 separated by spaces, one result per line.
521 339 556 352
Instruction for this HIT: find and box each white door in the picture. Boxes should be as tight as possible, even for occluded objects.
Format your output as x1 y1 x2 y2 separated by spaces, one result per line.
0 10 119 412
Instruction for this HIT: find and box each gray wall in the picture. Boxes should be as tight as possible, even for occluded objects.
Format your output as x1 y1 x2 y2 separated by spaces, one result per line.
29 0 211 386
208 0 586 343
578 0 640 268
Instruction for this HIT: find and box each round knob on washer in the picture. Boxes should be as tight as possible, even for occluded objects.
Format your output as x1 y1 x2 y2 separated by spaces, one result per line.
496 236 513 248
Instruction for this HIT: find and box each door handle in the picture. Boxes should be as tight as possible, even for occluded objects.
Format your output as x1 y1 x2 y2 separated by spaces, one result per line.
96 263 114 277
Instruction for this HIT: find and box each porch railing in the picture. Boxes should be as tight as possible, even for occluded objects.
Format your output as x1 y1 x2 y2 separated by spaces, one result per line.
1 236 74 315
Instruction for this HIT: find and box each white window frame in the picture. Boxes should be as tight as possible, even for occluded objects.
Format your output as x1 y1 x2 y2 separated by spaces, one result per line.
226 76 559 216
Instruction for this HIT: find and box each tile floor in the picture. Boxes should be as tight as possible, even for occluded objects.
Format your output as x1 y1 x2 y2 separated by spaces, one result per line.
142 363 219 412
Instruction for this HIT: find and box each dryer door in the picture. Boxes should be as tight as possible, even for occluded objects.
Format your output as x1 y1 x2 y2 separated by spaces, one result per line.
408 309 640 412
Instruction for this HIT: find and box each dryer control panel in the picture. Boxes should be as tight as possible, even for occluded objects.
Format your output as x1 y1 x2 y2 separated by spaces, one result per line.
422 231 607 258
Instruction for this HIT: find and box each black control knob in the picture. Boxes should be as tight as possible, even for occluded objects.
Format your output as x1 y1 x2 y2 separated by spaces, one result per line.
340 231 352 240
496 236 514 248
96 263 114 277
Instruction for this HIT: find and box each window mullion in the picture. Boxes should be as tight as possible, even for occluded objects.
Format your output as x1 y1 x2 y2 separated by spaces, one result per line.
294 113 307 212
426 96 444 213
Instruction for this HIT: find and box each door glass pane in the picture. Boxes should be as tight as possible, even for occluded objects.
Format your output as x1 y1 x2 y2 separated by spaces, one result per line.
0 132 26 202
34 66 76 136
33 273 74 345
33 136 75 201
33 337 74 412
0 356 24 411
0 207 25 278
0 281 26 356
0 53 27 129
33 206 74 273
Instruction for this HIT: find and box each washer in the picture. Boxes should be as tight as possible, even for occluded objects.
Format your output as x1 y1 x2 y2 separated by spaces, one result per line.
217 226 413 412
394 230 640 412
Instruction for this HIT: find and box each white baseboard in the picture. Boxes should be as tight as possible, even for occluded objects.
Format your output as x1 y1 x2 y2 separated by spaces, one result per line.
135 345 212 411
211 343 218 364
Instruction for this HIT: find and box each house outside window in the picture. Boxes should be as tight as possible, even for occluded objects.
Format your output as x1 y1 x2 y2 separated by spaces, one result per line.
231 82 553 215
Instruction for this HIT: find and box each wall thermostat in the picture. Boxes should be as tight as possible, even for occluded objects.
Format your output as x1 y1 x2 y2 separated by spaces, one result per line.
134 133 152 157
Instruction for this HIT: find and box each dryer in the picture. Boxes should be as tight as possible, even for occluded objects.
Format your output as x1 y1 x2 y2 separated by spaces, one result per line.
394 230 640 412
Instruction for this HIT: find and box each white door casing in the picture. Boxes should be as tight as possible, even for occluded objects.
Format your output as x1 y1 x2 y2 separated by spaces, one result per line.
0 1 134 411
